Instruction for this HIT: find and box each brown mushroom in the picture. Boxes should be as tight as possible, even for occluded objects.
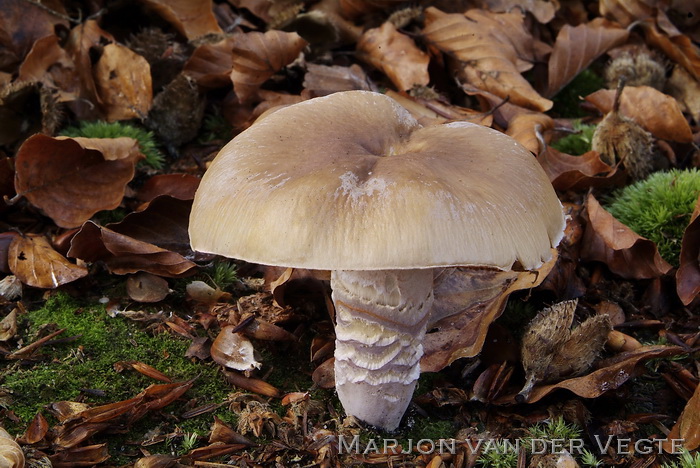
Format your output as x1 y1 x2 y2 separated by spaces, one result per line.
189 91 565 430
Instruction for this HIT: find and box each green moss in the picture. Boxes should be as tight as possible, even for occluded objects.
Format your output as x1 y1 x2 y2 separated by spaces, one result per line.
606 169 700 266
551 121 596 155
1 293 231 436
476 440 519 468
496 299 538 339
661 449 700 468
552 69 605 118
61 121 165 169
524 416 582 448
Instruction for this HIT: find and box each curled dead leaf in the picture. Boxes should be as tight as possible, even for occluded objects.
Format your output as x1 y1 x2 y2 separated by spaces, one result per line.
581 194 672 279
20 412 48 444
506 112 554 154
385 90 493 127
14 134 143 228
49 443 110 467
230 30 308 104
663 382 700 452
127 273 171 303
94 43 152 121
639 18 700 80
142 0 222 40
356 22 429 92
312 357 335 389
223 370 281 397
677 195 700 305
212 326 261 372
302 63 377 97
184 37 236 88
136 174 200 203
536 147 624 191
423 7 552 112
585 86 693 143
9 234 87 288
339 0 406 20
546 18 629 97
210 416 256 445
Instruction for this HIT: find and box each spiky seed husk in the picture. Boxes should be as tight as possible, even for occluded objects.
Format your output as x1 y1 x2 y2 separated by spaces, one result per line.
146 73 205 148
387 6 424 29
518 300 611 402
591 111 657 180
605 52 666 90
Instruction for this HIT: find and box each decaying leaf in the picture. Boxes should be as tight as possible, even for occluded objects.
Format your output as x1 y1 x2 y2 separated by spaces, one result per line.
16 34 79 103
677 196 700 305
94 43 153 121
210 416 256 445
211 326 261 372
184 37 236 88
484 0 556 23
546 18 629 97
302 63 376 97
639 18 700 80
423 7 552 111
667 65 700 123
385 90 493 127
49 443 110 467
67 221 197 278
136 174 201 203
14 134 143 228
230 30 308 104
599 0 656 26
142 0 223 40
585 86 693 143
339 0 406 20
421 253 556 372
9 234 87 289
536 147 623 191
663 382 700 452
312 357 335 389
506 112 553 154
20 412 48 444
356 22 429 92
580 194 672 279
223 370 281 397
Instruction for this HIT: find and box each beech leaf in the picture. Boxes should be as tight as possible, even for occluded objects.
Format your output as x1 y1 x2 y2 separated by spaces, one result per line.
599 0 656 26
142 0 222 40
184 37 236 88
211 326 262 372
581 194 672 279
546 18 628 97
9 234 87 289
14 134 143 228
505 112 554 154
357 22 429 91
663 382 700 452
536 147 624 191
677 196 700 305
639 19 700 80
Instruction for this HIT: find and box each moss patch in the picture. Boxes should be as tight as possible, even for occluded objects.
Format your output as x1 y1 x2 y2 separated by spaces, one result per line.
552 69 605 118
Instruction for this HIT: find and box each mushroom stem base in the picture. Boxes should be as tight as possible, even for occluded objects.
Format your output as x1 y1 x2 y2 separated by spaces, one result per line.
331 269 434 431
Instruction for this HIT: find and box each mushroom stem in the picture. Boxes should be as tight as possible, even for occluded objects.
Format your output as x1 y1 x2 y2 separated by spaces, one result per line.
331 269 434 431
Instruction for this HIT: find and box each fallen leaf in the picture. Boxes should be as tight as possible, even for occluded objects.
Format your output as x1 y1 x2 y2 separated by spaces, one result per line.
312 357 335 389
501 345 686 404
223 370 281 397
19 412 48 445
230 30 308 104
585 86 693 143
210 416 256 445
639 19 700 80
67 221 197 277
211 326 261 371
667 65 700 123
385 90 493 127
663 382 700 452
126 272 171 303
677 195 700 305
9 234 87 288
16 34 79 102
188 443 247 460
580 194 672 279
134 454 179 468
546 18 629 97
357 22 429 91
599 0 656 27
536 147 624 191
302 63 377 97
49 443 110 467
94 43 153 121
136 174 201 203
142 0 223 40
421 254 555 372
339 0 406 20
484 0 556 23
0 309 17 340
123 361 173 383
423 7 552 111
184 37 236 88
14 134 143 228
506 112 554 154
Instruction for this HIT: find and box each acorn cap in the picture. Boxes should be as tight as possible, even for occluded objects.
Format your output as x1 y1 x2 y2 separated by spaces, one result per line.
189 91 565 271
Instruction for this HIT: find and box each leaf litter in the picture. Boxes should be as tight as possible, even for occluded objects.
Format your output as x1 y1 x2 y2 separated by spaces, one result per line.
0 0 698 466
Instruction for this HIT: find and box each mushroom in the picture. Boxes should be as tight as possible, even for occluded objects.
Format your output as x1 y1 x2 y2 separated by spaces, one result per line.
189 91 565 431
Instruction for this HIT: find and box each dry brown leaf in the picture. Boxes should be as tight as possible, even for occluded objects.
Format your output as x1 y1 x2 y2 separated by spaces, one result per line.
210 416 256 445
230 30 308 104
663 382 700 452
136 174 201 203
14 134 143 228
677 196 700 305
142 0 222 40
581 194 672 279
0 0 68 70
94 43 152 121
484 0 556 23
546 18 629 97
223 370 281 397
133 454 179 468
339 0 406 20
184 37 236 88
423 7 552 112
67 221 197 278
8 234 87 289
385 90 493 127
536 147 624 191
585 86 693 143
312 357 335 389
506 112 554 154
667 65 700 123
357 22 429 92
20 412 48 445
504 345 685 404
16 34 78 102
639 18 700 80
50 444 110 467
129 361 173 383
212 326 261 372
302 63 377 98
421 253 556 373
599 0 657 26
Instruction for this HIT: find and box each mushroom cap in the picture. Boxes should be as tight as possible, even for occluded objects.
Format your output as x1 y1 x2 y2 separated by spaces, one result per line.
189 91 565 271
